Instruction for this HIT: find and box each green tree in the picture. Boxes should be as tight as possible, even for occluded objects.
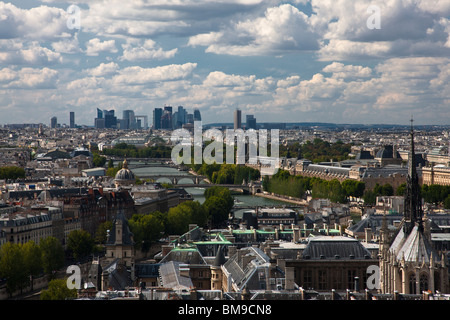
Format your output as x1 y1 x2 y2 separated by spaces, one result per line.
396 183 407 196
342 180 365 198
39 237 65 279
92 153 107 167
67 230 95 261
311 179 347 203
444 195 450 209
363 190 377 206
203 196 229 228
95 220 113 244
0 166 26 180
0 242 29 297
40 278 78 300
129 212 165 252
204 186 234 213
166 201 207 235
107 158 114 168
22 241 42 291
381 184 394 196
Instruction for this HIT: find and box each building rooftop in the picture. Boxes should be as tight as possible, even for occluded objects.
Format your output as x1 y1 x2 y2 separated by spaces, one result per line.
301 235 373 260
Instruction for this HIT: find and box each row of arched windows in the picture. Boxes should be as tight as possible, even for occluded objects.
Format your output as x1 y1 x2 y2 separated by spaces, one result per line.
407 272 441 294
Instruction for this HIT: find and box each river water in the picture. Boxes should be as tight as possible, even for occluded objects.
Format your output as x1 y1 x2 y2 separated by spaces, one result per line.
128 161 291 217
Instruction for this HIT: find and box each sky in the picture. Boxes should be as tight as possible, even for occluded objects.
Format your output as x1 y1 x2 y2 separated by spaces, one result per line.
0 0 449 127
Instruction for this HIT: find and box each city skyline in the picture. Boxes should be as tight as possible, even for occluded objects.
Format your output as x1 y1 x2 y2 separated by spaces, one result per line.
0 1 449 127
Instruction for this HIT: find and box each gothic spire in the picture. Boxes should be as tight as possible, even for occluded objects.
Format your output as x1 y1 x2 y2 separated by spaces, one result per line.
403 116 423 234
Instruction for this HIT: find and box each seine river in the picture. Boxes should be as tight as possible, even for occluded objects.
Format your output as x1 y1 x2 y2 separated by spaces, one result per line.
128 161 291 217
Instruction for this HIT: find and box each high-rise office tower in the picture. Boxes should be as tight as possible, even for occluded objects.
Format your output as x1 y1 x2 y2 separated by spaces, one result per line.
234 109 241 130
161 107 173 130
70 111 75 128
122 110 136 130
246 115 256 130
178 106 187 126
95 109 104 128
153 108 163 129
95 118 105 129
193 108 201 122
103 109 117 128
51 116 57 128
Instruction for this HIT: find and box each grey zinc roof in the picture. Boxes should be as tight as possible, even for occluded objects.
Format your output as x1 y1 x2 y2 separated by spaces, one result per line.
103 259 133 290
159 261 193 290
223 247 271 289
106 212 134 246
347 214 403 233
302 236 372 260
159 246 207 265
135 263 161 278
390 225 440 264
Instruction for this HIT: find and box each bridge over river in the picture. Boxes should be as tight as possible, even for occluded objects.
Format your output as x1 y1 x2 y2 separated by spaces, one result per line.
126 159 263 194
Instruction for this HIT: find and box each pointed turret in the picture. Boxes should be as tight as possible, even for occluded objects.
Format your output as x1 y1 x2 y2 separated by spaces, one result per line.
403 117 423 234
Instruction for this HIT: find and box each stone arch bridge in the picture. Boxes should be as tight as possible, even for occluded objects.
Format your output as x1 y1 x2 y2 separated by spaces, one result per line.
137 174 208 185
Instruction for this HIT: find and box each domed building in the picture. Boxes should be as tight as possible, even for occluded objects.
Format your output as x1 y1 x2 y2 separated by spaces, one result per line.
114 159 136 188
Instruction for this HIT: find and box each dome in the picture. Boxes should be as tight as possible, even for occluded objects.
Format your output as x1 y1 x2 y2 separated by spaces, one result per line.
114 159 135 185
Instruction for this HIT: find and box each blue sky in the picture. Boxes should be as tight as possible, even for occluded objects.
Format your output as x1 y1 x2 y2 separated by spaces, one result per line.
0 0 449 127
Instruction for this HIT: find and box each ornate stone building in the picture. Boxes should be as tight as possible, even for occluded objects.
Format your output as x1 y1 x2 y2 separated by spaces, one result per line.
114 159 136 188
379 122 449 294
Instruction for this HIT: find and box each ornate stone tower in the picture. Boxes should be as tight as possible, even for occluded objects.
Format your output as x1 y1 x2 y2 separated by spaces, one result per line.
104 211 135 271
210 246 226 292
379 119 448 294
403 118 423 234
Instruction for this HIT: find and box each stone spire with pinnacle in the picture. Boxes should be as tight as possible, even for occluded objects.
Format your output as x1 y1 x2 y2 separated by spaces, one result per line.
403 117 423 234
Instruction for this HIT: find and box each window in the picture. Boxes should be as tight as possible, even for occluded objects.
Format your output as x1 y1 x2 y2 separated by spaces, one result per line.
333 270 343 290
303 270 312 289
318 270 328 290
409 274 416 294
347 270 356 289
420 274 428 293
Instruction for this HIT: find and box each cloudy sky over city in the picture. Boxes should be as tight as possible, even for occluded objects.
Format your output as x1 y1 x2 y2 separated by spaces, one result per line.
0 0 449 126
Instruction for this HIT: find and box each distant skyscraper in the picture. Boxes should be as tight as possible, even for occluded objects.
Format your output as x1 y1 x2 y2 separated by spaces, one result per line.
97 108 103 119
122 110 136 130
153 108 163 129
174 106 187 128
186 113 194 124
50 116 57 128
95 109 104 128
193 108 201 122
103 109 117 128
246 114 256 130
70 111 75 128
234 109 241 130
161 107 173 130
95 118 105 129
